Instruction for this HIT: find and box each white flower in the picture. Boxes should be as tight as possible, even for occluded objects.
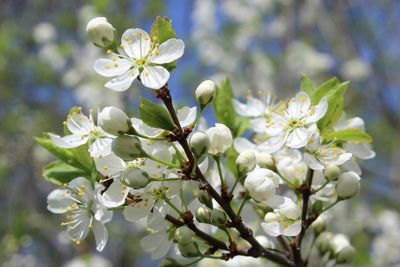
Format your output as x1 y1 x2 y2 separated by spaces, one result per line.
244 168 284 207
206 123 233 156
94 28 185 90
303 130 352 171
336 171 361 199
195 80 216 106
261 197 301 237
259 92 328 153
47 177 112 251
86 17 115 47
49 112 113 158
97 106 131 136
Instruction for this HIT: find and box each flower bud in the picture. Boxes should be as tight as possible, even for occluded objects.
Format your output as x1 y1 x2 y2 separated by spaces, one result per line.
112 135 145 161
206 123 233 156
244 168 279 202
335 171 361 199
236 150 256 173
324 164 341 181
197 190 213 209
177 241 200 258
195 207 212 223
316 232 333 253
311 214 327 234
98 106 131 136
121 168 149 189
195 80 216 107
189 132 210 161
210 209 226 225
174 226 194 245
256 152 274 169
331 234 355 264
86 17 116 47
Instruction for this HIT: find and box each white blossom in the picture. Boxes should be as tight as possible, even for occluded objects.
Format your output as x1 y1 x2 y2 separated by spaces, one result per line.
94 28 184 90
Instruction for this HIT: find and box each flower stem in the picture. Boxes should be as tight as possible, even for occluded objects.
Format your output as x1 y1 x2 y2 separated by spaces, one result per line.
237 196 249 216
146 154 179 168
164 197 184 217
314 180 329 193
213 156 225 188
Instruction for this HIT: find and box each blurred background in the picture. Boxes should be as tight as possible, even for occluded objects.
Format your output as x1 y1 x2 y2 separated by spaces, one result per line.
1 0 399 266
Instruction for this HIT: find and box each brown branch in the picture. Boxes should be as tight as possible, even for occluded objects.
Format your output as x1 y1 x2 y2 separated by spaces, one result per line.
157 84 295 267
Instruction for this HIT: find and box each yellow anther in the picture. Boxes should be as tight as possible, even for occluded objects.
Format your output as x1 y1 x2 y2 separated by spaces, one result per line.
75 240 81 245
103 165 109 170
114 63 119 67
107 49 112 54
105 64 111 69
152 36 158 41
112 57 117 62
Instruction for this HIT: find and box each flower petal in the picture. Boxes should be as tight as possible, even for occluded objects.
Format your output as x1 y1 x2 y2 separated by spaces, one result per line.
177 106 197 127
261 221 282 237
131 118 163 137
92 220 108 252
232 98 265 117
303 153 325 170
94 153 126 177
89 137 112 158
283 221 301 236
121 28 151 59
67 114 92 135
286 127 309 148
47 189 74 214
140 66 170 89
344 142 375 159
94 58 132 77
123 202 153 222
258 133 287 154
49 133 87 148
99 180 128 208
150 38 185 64
105 68 138 92
306 96 328 124
233 137 256 153
287 92 311 118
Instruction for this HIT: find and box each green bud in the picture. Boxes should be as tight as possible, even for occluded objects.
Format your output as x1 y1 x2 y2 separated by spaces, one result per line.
197 190 213 209
311 214 328 235
177 241 200 258
211 209 226 226
324 164 341 181
121 168 149 189
112 135 145 161
195 207 212 223
316 232 333 253
174 226 194 244
86 17 116 48
336 172 361 199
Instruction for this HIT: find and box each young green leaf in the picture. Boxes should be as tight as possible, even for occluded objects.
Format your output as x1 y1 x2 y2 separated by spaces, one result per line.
300 74 315 96
34 134 91 172
139 97 175 131
213 79 250 137
325 129 373 143
150 16 177 72
43 160 90 186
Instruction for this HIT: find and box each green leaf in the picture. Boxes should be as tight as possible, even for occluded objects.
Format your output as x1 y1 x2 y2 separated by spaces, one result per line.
150 16 176 44
150 16 177 72
317 81 349 129
226 148 239 178
213 79 250 137
312 77 340 104
34 134 92 172
300 74 315 96
43 160 90 186
325 129 373 143
139 97 175 131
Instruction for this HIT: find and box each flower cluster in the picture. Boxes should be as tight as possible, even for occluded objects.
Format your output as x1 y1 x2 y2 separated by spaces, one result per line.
37 16 375 267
